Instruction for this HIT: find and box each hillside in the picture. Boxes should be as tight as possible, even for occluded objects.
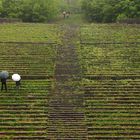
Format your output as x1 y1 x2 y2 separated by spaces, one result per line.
0 22 140 139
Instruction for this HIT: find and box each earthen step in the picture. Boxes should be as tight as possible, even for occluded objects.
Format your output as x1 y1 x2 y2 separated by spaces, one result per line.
0 103 48 107
0 114 47 117
0 126 46 130
0 122 47 125
0 118 47 121
12 136 48 140
48 115 84 119
49 105 84 107
85 94 140 97
87 136 140 139
84 91 140 93
88 126 140 129
0 131 46 135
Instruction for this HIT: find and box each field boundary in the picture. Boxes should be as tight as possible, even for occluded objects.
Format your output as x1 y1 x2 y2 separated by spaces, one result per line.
84 75 140 80
0 41 59 45
80 42 140 45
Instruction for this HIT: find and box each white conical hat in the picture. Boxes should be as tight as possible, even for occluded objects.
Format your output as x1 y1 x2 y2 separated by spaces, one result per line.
12 74 21 82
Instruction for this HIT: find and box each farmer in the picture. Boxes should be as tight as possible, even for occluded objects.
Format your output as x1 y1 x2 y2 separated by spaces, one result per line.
66 11 70 18
0 71 9 92
1 78 7 91
12 74 21 89
63 11 66 19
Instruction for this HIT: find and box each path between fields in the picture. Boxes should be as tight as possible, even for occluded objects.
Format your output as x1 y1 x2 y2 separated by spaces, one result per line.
47 25 87 139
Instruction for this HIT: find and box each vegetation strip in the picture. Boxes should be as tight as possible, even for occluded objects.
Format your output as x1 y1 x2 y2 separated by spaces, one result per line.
0 41 58 45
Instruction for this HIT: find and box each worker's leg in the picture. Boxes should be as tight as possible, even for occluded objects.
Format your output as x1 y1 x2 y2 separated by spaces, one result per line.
1 83 3 91
5 83 7 91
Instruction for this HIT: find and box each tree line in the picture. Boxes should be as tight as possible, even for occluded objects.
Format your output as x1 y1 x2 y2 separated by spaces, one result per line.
82 0 140 22
0 0 60 22
60 0 82 13
0 0 139 23
0 0 83 22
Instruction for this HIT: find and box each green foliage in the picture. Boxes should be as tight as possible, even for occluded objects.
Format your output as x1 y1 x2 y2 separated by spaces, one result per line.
0 0 2 13
20 0 59 22
82 0 140 22
0 0 60 22
0 0 23 18
59 0 82 13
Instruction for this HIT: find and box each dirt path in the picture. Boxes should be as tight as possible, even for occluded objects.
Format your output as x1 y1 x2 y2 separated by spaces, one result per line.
47 25 87 139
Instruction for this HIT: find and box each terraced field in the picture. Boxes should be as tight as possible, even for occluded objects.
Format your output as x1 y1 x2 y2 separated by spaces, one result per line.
79 24 140 139
0 43 56 77
0 23 140 139
0 23 58 139
0 80 51 139
80 24 140 44
0 23 60 43
80 44 140 77
0 51 54 139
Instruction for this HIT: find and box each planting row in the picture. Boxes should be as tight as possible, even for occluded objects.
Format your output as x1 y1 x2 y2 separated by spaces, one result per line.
80 24 140 43
83 79 140 139
79 24 140 139
79 44 140 76
0 80 52 139
0 23 61 43
0 43 57 77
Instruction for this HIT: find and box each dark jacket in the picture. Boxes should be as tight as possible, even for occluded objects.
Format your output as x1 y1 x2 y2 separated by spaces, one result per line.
1 78 7 83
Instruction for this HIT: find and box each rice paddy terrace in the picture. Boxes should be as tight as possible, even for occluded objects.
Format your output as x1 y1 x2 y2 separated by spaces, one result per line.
80 24 140 139
0 23 59 139
0 23 140 139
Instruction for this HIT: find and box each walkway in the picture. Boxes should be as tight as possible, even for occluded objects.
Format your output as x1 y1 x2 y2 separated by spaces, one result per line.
48 25 87 139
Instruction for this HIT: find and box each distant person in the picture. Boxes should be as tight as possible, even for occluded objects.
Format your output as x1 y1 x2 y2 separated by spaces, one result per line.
63 11 66 19
1 78 7 92
66 11 70 18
